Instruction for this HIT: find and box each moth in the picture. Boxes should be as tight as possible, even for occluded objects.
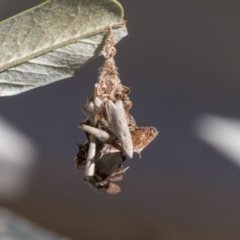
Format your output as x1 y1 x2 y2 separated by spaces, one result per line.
80 115 159 158
75 140 128 194
131 126 158 157
74 141 88 169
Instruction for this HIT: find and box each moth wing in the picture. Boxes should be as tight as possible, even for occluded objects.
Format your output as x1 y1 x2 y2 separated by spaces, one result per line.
106 183 121 194
131 127 159 156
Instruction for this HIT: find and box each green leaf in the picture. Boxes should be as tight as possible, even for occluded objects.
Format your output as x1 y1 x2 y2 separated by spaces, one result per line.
0 0 127 97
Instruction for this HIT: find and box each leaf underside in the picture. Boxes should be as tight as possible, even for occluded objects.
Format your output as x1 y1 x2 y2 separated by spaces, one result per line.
0 0 127 96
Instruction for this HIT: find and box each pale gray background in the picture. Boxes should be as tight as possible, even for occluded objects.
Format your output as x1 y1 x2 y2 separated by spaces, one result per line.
1 0 240 239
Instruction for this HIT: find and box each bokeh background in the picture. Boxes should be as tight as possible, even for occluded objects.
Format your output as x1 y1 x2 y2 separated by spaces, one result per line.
1 0 240 239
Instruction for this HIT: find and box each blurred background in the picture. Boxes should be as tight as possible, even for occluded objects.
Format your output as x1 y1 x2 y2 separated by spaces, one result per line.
1 0 240 239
